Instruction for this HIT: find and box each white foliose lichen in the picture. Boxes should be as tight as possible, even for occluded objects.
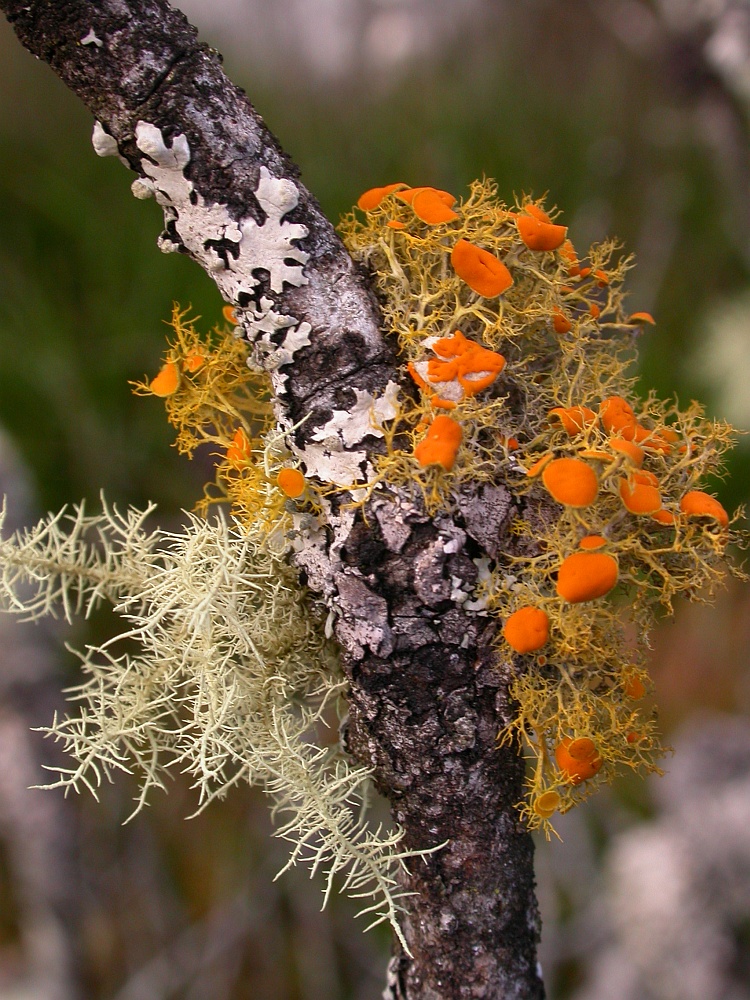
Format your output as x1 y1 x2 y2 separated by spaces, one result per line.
131 122 309 300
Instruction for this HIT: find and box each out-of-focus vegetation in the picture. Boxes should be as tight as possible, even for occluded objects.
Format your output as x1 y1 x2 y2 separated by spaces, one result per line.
1 2 749 998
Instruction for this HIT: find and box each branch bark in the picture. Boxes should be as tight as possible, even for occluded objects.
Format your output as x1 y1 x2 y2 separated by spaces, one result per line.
0 2 544 997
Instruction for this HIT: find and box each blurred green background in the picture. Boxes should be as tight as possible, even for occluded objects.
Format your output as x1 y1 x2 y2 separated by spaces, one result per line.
1 2 749 998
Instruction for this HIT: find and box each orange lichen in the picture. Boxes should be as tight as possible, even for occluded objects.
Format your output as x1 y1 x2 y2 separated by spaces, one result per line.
226 427 251 463
549 406 597 435
555 737 602 784
552 309 573 334
357 183 405 211
599 396 637 435
628 311 656 325
560 239 581 276
516 209 567 252
532 790 561 819
277 467 306 499
149 361 180 397
427 331 506 395
623 671 646 700
525 452 554 477
579 534 607 550
652 508 676 526
609 437 645 467
411 188 460 224
414 415 463 471
222 304 238 325
680 490 729 528
183 352 205 373
619 477 662 515
589 302 601 320
556 552 618 603
451 239 513 297
503 606 550 653
542 457 598 507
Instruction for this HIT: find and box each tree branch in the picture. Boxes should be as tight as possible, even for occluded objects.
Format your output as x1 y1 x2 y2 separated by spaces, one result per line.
0 2 544 996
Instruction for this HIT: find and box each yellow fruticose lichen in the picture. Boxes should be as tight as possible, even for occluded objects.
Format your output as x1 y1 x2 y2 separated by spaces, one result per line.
138 180 744 839
340 178 746 835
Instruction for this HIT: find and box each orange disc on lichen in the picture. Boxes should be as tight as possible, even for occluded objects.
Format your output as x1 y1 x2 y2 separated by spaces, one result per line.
525 452 554 477
516 212 567 251
579 534 607 550
609 437 645 467
599 396 637 435
560 239 580 276
532 790 561 819
428 331 506 396
680 490 729 527
556 551 618 603
619 478 662 515
149 361 179 397
412 188 459 224
555 737 602 785
226 427 251 463
183 352 205 373
542 458 598 507
503 606 550 654
652 508 676 526
552 309 573 334
628 311 656 326
451 239 513 297
414 414 462 471
623 671 646 700
549 406 597 435
222 304 239 325
277 467 306 498
357 183 405 211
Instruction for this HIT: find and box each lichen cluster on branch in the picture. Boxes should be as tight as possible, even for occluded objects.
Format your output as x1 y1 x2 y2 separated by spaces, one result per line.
338 179 745 832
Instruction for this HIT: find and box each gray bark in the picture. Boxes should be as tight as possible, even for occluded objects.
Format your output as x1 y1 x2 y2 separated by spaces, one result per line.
0 2 544 997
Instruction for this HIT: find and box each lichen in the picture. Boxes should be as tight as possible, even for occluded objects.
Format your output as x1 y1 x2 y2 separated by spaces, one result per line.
340 178 746 834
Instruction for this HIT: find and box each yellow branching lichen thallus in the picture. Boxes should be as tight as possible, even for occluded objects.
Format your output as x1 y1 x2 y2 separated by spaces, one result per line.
142 179 745 835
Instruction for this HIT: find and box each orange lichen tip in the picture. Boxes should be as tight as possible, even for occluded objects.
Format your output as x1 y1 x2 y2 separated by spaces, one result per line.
451 239 513 297
619 478 662 515
628 311 656 325
226 427 251 463
623 671 646 700
579 534 607 550
599 395 637 434
428 331 506 396
412 188 460 224
222 304 239 325
516 209 567 252
680 490 729 527
549 406 597 435
356 183 405 211
542 457 598 507
414 415 462 471
532 790 561 819
552 309 573 334
149 361 179 397
556 552 618 603
503 606 550 654
555 737 602 785
277 467 306 499
609 437 645 467
183 352 205 373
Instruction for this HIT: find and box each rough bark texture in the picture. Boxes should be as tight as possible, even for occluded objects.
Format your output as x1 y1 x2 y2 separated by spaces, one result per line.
0 2 544 997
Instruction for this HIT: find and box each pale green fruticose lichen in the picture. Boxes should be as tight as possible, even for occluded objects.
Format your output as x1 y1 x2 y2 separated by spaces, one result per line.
0 498 418 945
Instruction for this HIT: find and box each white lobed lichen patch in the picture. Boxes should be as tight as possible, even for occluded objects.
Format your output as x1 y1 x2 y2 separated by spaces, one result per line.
81 28 103 47
310 381 400 448
239 295 312 387
132 123 309 304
